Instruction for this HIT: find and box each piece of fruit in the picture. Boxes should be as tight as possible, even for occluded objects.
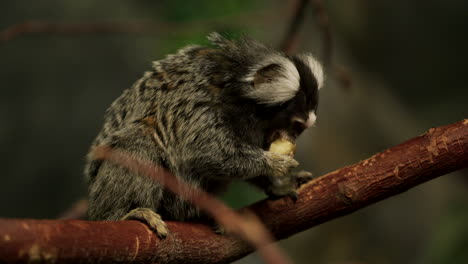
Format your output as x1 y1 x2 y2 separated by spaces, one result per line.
269 138 296 157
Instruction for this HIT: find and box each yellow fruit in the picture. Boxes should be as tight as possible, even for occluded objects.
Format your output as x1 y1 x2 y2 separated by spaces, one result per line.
269 138 296 157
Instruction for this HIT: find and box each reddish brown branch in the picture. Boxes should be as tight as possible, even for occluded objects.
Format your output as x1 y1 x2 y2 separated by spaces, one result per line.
1 119 467 263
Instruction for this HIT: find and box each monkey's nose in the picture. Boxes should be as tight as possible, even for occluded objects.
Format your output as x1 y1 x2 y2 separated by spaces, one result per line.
291 112 317 134
305 112 317 128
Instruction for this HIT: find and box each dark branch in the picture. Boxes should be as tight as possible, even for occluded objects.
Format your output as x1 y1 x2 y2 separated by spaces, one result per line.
310 0 332 66
0 20 162 45
280 0 309 54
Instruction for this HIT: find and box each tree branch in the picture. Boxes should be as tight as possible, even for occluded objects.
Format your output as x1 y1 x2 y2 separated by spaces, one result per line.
0 20 162 44
1 119 467 263
310 0 332 66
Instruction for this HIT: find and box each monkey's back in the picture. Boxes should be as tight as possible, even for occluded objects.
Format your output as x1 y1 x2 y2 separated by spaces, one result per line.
85 48 234 221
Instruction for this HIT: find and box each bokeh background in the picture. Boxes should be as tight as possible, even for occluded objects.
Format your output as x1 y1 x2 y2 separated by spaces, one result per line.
1 1 467 263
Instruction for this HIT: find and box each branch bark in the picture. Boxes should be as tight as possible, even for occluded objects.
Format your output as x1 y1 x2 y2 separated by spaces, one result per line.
1 119 467 263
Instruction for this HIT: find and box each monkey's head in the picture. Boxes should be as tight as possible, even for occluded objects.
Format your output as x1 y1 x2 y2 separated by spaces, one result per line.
247 53 324 146
206 33 324 146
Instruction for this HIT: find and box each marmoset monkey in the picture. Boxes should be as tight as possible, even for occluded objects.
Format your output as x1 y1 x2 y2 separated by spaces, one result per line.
85 33 324 238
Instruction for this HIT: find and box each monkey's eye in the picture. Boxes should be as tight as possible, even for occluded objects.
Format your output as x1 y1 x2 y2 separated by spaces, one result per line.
291 118 307 135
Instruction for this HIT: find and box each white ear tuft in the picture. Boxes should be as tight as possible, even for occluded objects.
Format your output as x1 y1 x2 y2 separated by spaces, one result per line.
297 53 324 89
244 55 300 105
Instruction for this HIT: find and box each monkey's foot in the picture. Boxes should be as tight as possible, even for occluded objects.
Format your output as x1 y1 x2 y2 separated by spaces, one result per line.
265 173 297 201
122 208 168 238
266 171 314 201
266 185 298 201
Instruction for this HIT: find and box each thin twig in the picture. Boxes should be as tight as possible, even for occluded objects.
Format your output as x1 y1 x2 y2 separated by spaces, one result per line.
280 0 352 90
58 199 87 220
310 0 332 66
0 7 286 45
310 0 352 89
0 20 161 44
334 64 353 90
280 0 310 54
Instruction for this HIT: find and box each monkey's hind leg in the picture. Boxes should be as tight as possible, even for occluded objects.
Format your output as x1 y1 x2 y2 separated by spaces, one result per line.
122 208 168 238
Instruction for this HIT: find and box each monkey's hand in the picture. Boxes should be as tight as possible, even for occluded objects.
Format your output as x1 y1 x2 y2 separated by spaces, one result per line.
264 152 299 199
263 134 314 200
266 152 299 178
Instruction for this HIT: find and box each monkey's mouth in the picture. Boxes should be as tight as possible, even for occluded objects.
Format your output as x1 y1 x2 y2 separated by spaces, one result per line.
263 129 297 150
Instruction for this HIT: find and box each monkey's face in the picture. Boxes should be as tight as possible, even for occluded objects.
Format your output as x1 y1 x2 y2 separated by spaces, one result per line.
262 84 318 148
248 54 323 147
274 89 317 137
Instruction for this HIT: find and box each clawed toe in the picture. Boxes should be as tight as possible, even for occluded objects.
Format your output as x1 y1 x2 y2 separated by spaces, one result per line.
212 223 226 235
122 208 169 238
294 170 314 187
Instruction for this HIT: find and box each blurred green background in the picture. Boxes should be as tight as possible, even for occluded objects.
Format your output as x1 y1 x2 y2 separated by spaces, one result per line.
0 0 467 263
